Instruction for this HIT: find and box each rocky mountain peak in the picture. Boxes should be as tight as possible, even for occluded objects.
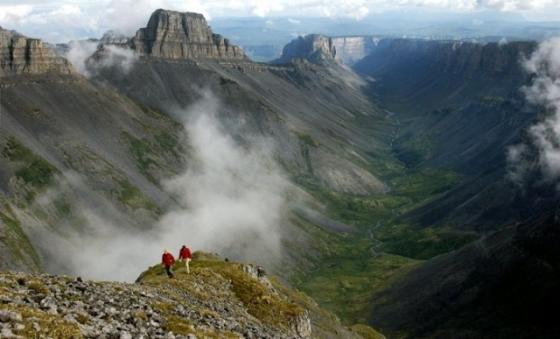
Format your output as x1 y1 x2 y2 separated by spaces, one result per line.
276 34 337 64
131 9 245 60
0 27 73 76
100 30 129 45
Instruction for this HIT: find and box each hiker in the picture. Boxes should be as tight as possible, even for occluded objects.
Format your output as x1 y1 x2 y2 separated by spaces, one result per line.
162 250 175 278
179 245 193 274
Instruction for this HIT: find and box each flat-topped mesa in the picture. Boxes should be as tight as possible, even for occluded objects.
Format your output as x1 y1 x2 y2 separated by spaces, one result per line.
131 9 245 60
276 34 337 64
0 27 73 76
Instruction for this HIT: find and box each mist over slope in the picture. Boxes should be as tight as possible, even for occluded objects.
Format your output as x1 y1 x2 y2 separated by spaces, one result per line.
0 11 392 283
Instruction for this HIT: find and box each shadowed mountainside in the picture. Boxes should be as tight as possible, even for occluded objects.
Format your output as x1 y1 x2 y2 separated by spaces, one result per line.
369 205 560 339
354 39 539 230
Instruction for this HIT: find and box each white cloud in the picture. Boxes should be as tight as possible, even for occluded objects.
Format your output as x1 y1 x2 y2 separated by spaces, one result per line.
1 0 560 43
508 38 560 184
32 92 290 281
0 5 33 27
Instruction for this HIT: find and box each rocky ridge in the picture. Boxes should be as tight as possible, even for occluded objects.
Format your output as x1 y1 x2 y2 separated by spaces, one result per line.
0 253 374 338
0 27 73 76
131 9 245 60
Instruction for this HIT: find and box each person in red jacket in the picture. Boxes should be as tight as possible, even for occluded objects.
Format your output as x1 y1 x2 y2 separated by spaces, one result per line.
161 250 175 278
178 245 193 274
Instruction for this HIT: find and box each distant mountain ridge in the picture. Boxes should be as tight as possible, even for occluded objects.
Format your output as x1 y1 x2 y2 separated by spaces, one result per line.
275 34 337 64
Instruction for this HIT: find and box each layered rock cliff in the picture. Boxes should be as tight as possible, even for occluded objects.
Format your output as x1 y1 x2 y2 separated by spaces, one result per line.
276 34 337 64
332 36 381 65
354 39 535 83
0 27 73 76
131 9 245 60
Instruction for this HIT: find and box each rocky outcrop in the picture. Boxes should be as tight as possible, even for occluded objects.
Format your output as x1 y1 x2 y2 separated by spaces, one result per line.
276 34 337 64
0 27 73 76
131 9 245 60
0 253 352 338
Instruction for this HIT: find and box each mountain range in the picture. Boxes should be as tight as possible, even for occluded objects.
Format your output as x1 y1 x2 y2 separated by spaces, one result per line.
1 8 559 338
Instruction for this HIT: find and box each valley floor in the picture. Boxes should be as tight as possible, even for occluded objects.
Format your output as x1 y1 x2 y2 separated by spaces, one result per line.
291 113 477 325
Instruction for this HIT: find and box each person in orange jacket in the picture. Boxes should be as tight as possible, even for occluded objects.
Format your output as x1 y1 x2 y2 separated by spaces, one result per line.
178 245 193 274
162 249 175 278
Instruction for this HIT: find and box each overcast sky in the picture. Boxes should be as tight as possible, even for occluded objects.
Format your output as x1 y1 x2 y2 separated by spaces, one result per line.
1 0 560 43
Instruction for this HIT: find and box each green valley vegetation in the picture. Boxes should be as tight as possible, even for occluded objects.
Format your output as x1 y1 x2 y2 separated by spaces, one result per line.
292 165 476 325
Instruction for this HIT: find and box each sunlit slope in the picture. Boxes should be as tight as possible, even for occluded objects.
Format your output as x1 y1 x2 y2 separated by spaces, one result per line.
0 72 184 273
0 252 383 338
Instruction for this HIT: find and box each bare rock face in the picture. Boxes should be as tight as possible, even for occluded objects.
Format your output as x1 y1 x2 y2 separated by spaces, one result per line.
332 36 381 65
131 9 245 60
276 34 336 64
0 27 73 76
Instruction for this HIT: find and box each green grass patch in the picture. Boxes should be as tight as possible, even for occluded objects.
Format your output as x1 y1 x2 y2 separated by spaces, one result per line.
116 179 160 214
296 132 319 148
295 252 418 325
393 134 434 168
389 168 460 200
122 132 158 180
155 133 181 156
0 208 41 269
0 304 82 338
351 324 385 339
378 224 478 259
139 254 305 332
122 130 183 183
2 137 57 196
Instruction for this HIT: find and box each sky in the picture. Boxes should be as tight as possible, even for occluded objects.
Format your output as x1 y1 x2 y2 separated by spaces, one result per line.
1 0 560 43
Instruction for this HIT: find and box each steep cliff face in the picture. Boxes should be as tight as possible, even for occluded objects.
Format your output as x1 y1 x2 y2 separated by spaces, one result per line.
276 34 337 64
354 39 534 100
0 27 73 76
131 9 245 60
332 36 381 65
